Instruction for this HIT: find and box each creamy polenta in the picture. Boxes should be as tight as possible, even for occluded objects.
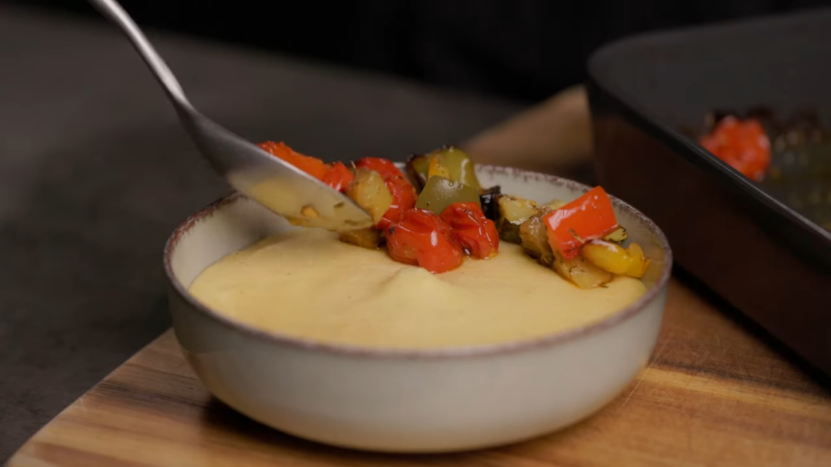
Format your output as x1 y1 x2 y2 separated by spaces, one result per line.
188 229 647 349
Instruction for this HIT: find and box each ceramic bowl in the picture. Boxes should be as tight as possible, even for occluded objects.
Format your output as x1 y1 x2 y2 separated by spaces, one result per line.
164 165 672 453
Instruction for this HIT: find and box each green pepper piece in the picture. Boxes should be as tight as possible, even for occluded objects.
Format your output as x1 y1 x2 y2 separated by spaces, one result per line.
426 146 482 191
415 176 482 215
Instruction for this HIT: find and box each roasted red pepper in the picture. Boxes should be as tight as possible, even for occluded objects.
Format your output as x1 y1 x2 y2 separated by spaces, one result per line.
258 141 329 180
699 116 771 182
260 141 356 192
386 209 464 273
440 202 499 259
321 161 354 192
354 157 400 178
544 186 618 260
356 157 417 230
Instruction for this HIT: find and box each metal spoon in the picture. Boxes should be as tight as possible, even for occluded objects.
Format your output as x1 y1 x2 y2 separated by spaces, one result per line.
88 0 373 231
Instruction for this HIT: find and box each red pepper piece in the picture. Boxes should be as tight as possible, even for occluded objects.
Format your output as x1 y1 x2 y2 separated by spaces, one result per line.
321 161 354 192
440 202 499 259
544 186 619 260
354 157 404 179
386 209 464 274
258 141 329 180
699 116 771 182
356 157 417 230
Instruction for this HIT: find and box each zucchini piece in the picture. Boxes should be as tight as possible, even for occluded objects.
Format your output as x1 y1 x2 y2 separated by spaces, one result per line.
346 168 393 224
497 195 542 243
518 212 555 267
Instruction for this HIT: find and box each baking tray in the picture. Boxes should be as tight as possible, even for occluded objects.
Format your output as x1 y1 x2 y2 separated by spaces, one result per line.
587 9 831 376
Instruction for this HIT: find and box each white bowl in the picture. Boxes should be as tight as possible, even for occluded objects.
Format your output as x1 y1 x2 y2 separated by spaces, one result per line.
164 165 672 453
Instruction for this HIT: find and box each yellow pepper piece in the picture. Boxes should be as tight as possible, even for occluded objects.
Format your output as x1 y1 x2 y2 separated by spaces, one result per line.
581 240 650 278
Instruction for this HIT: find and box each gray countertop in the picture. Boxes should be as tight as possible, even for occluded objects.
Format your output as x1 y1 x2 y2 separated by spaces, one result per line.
0 6 524 460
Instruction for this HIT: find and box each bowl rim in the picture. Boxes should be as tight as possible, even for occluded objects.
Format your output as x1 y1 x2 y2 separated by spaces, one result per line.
163 165 673 360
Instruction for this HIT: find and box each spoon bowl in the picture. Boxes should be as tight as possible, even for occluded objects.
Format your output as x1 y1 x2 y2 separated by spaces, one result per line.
88 0 373 231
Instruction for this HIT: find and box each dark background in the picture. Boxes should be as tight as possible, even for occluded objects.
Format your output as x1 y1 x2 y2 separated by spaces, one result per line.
8 0 831 102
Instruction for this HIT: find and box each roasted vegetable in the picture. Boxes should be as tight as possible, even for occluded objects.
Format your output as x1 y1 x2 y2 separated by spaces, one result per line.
498 195 542 223
545 186 619 260
581 239 650 278
549 199 627 241
545 199 568 210
258 141 329 180
415 176 481 215
699 116 771 182
479 185 502 222
382 177 418 230
496 195 543 243
354 157 395 177
256 137 651 285
604 226 628 243
338 228 383 249
624 242 651 278
426 146 482 190
386 209 464 274
518 213 555 267
355 157 418 230
581 240 631 275
321 161 354 192
405 154 430 190
346 168 393 224
259 141 357 193
553 251 613 289
441 202 499 259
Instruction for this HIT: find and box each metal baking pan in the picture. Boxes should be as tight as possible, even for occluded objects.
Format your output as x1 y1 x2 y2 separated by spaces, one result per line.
587 9 831 376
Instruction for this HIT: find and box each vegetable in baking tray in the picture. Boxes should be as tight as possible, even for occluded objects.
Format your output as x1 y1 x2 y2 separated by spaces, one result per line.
699 116 771 182
694 109 831 231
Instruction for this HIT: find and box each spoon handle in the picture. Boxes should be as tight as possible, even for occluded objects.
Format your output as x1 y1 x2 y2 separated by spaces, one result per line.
88 0 190 106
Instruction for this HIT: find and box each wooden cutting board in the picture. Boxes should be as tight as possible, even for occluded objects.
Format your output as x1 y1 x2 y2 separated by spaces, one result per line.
8 280 831 467
9 86 831 466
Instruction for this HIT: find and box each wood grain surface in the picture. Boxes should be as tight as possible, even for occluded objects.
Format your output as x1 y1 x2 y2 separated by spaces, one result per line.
8 280 831 467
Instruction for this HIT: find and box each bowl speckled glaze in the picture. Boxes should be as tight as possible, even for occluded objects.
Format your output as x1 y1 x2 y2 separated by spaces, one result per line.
164 165 672 453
